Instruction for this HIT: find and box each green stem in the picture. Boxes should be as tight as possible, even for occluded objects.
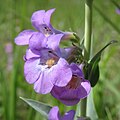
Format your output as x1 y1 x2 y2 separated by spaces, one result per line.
80 98 87 116
80 0 93 117
84 0 93 60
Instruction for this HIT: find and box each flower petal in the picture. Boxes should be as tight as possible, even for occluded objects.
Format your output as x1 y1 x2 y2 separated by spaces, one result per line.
15 30 36 45
47 34 64 53
51 79 91 106
48 106 75 120
60 47 75 59
31 10 45 31
44 8 55 27
34 71 54 94
29 32 47 54
48 106 59 120
33 58 72 94
116 9 120 15
50 58 72 87
51 86 80 106
70 63 84 77
24 49 40 61
61 110 75 120
80 79 91 97
24 58 42 84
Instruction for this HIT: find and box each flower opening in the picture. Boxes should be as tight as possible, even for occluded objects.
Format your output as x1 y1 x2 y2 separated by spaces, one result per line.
67 75 82 89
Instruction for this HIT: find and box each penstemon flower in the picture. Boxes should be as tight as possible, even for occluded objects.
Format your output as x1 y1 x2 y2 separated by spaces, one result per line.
23 33 80 94
24 48 73 94
48 106 75 120
31 8 74 39
29 34 64 55
15 8 75 46
13 1 117 118
51 63 91 106
15 8 92 118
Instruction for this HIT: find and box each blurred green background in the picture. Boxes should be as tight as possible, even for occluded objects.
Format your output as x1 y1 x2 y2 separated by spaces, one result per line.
0 0 120 120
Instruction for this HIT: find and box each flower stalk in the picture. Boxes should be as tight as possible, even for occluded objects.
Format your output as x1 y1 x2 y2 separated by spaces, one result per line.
80 0 93 117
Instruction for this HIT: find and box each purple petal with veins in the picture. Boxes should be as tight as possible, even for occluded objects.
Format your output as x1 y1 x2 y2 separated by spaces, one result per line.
51 63 91 106
15 30 36 45
24 49 72 94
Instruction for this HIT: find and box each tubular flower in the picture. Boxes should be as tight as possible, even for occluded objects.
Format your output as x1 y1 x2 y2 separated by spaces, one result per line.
22 32 76 94
24 48 72 94
29 34 64 55
15 9 75 46
48 106 75 120
51 63 91 106
31 8 75 39
28 33 76 59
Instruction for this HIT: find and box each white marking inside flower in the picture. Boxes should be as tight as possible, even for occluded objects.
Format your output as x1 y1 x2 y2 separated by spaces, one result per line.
45 33 50 37
44 26 53 37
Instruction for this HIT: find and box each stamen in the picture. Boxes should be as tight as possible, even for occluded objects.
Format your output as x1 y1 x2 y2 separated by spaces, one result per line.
46 58 55 68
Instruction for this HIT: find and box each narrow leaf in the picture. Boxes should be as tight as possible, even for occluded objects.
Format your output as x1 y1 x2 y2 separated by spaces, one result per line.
87 89 99 120
20 97 52 118
90 40 117 63
88 61 100 87
86 40 117 87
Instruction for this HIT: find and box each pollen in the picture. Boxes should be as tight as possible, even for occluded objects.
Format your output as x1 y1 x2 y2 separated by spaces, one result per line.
46 58 55 68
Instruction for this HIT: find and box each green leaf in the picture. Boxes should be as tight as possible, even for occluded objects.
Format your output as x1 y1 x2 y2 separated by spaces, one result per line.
20 97 52 118
87 60 100 87
87 89 99 120
86 40 117 87
90 40 117 63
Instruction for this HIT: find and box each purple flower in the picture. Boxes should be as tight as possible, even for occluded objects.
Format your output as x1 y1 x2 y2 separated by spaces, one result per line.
5 43 13 54
51 63 91 106
24 48 73 94
29 33 64 55
31 8 74 39
5 43 13 71
22 33 76 94
116 8 120 15
28 33 76 60
48 106 75 120
15 9 75 46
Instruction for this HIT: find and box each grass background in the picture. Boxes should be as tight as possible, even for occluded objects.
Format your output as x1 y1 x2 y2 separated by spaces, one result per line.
0 0 120 120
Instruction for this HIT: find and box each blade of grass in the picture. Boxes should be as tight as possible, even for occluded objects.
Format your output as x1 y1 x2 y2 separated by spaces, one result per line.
0 70 9 120
9 47 20 120
105 107 113 120
9 59 17 120
93 4 120 34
